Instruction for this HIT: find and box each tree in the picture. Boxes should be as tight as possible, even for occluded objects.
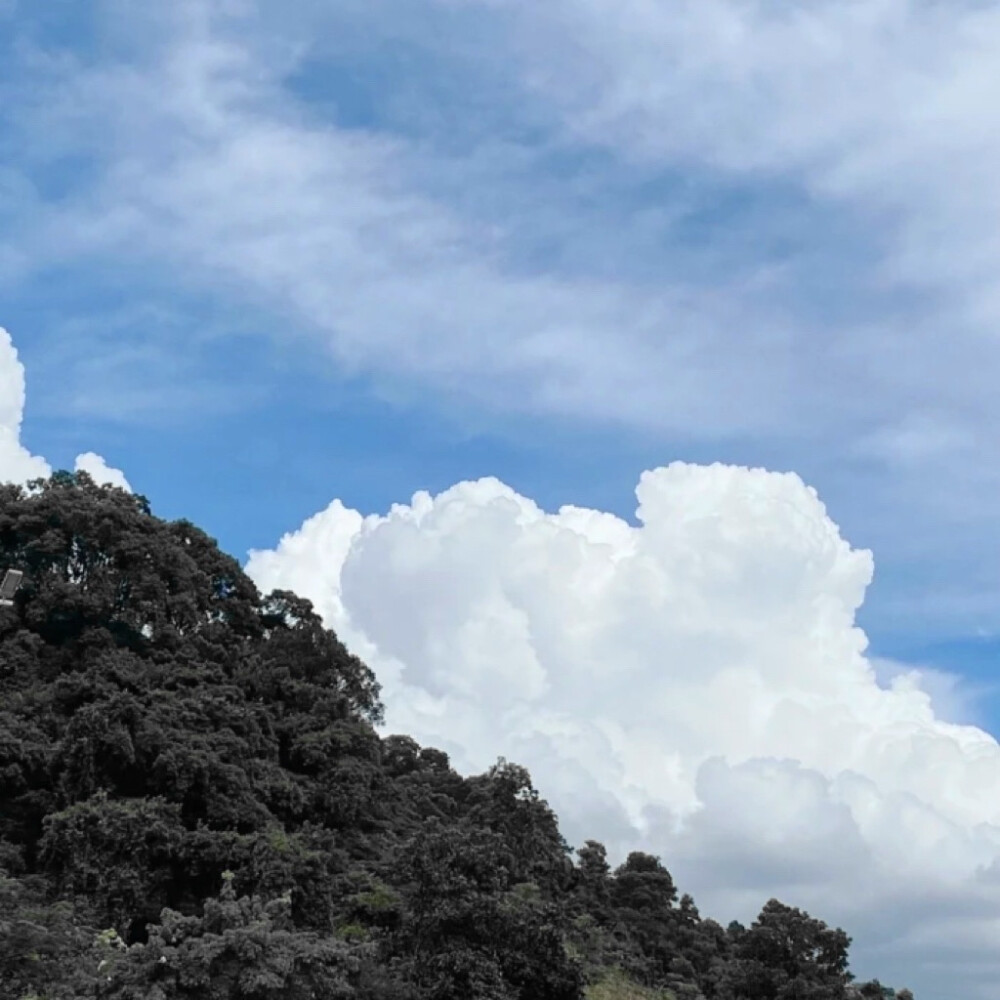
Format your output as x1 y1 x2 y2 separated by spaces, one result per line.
719 899 853 1000
98 873 358 999
0 474 907 1000
0 867 99 999
606 852 681 986
0 472 385 937
463 759 573 897
388 820 582 1000
570 840 613 926
39 791 183 935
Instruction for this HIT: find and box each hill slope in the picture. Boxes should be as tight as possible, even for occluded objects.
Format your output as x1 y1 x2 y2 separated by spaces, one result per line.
0 472 911 1000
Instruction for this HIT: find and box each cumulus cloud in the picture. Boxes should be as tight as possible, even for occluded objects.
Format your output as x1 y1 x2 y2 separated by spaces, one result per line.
247 464 1000 998
0 327 52 485
73 451 132 492
0 327 131 492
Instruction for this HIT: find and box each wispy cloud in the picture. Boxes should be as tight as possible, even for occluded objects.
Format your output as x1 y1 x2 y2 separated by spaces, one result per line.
4 3 1000 615
504 0 1000 407
23 307 268 425
0 0 1000 592
1 9 805 435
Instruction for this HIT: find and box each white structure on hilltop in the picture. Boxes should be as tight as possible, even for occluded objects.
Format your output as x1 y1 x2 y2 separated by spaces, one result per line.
0 569 23 607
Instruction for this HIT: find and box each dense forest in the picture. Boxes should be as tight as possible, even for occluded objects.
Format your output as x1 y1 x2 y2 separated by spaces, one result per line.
0 472 913 1000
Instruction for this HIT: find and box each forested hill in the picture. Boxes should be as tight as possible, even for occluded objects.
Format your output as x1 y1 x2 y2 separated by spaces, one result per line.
0 472 912 1000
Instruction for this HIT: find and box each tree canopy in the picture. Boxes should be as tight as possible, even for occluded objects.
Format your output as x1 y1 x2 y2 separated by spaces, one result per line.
0 472 913 1000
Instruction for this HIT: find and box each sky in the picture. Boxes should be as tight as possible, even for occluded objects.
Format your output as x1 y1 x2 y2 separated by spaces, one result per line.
4 0 1000 995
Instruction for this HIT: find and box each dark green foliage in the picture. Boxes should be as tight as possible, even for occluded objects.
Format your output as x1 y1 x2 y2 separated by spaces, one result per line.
39 791 183 930
0 868 98 1000
0 474 909 1000
98 874 357 999
463 758 574 897
715 899 852 1000
382 819 583 1000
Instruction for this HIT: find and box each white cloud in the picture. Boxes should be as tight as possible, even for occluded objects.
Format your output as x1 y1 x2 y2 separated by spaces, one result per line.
0 4 834 440
6 0 1000 640
871 655 993 728
511 0 1000 354
73 451 132 492
246 464 1000 998
0 327 132 492
0 327 52 485
5 7 1000 991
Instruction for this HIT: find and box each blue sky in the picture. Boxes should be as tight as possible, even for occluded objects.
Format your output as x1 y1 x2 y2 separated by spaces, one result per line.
4 2 996 643
6 2 1000 995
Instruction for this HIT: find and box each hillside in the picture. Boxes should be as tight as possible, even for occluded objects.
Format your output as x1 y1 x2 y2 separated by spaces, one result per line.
0 472 912 1000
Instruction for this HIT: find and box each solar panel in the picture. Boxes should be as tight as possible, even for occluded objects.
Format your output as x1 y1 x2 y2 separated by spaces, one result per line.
0 569 23 603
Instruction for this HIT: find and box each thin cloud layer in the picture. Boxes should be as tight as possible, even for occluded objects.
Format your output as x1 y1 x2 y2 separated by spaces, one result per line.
247 467 1000 998
514 0 1000 315
5 2 1000 635
2 8 797 437
0 327 131 491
